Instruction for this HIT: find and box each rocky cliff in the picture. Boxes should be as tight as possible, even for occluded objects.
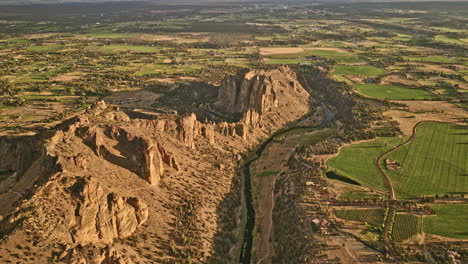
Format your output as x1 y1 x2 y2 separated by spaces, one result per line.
0 67 319 264
216 66 309 114
215 66 312 140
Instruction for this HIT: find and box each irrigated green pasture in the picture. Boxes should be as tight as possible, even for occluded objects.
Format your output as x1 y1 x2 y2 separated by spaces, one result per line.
385 122 468 198
404 55 463 64
334 65 388 76
354 84 437 100
423 204 468 239
265 48 363 65
327 137 403 191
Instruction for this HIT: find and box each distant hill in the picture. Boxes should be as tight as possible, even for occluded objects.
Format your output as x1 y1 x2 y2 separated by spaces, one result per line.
1 0 467 4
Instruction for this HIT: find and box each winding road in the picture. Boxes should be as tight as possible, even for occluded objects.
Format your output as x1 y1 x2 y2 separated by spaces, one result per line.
375 121 433 260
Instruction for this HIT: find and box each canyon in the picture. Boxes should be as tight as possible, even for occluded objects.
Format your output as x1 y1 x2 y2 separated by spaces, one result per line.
0 67 322 263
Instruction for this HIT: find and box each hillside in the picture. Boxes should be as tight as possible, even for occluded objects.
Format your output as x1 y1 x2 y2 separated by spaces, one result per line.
0 67 319 263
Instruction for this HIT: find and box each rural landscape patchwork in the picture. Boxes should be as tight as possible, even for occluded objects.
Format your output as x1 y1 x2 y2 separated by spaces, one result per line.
0 0 467 263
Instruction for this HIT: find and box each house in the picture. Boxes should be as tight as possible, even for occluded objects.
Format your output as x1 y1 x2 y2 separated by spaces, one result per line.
312 218 331 234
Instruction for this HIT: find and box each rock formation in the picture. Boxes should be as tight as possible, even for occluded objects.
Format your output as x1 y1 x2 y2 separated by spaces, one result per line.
215 66 311 140
0 67 318 263
216 66 307 115
71 177 148 244
78 126 164 185
138 112 216 149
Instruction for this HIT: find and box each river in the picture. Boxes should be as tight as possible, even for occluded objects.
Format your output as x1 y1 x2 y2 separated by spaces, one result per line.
239 103 334 264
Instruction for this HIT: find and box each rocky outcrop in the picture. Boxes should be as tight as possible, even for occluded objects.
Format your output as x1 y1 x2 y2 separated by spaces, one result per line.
216 67 303 115
77 126 164 185
158 143 179 171
178 113 198 149
0 67 317 264
138 112 216 149
71 177 148 244
215 66 311 140
0 136 60 217
97 246 135 264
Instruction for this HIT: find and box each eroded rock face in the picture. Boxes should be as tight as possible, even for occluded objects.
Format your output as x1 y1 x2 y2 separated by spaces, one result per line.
71 177 148 244
139 112 216 149
216 66 303 115
78 126 164 185
215 66 311 140
0 136 60 217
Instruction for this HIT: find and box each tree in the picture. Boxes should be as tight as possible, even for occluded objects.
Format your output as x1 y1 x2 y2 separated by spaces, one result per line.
0 79 20 96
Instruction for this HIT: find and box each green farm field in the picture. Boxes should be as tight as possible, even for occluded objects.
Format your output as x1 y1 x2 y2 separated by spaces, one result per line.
327 137 404 191
29 45 64 51
385 122 468 199
424 204 468 239
392 214 422 241
334 209 384 226
354 84 437 100
404 55 463 64
334 65 388 76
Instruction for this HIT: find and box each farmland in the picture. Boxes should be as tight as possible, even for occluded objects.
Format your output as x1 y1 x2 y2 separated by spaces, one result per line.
327 137 404 191
334 65 388 77
424 204 468 239
354 84 437 100
392 214 422 242
334 209 384 226
385 122 468 199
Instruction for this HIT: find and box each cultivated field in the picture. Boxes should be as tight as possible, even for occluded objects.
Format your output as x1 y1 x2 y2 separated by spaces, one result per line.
423 204 468 239
392 214 422 242
334 209 384 226
327 137 403 191
334 65 388 77
354 84 437 100
385 122 468 198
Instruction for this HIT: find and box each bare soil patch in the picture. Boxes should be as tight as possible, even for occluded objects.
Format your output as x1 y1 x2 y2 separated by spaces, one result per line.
409 63 457 74
260 47 304 55
307 47 348 52
344 75 365 84
26 33 58 39
385 100 467 135
52 72 85 82
140 34 207 43
381 74 420 86
149 77 201 84
103 90 162 108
